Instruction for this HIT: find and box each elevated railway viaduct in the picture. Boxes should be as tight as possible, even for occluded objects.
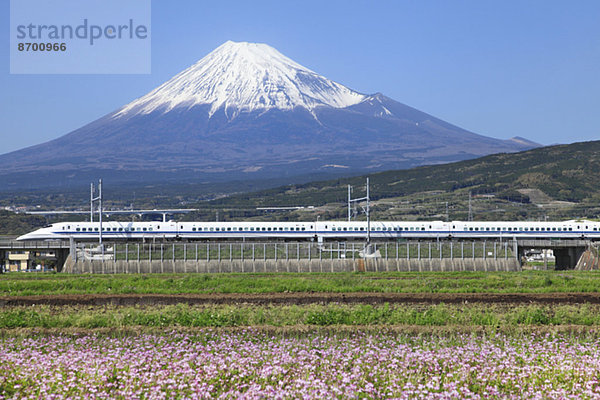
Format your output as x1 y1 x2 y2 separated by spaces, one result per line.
0 238 593 272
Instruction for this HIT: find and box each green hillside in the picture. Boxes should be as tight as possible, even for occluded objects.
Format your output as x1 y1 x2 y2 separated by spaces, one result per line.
194 140 600 222
2 140 600 235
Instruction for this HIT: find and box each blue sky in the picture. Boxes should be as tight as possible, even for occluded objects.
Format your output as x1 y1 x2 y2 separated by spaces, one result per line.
1 0 599 154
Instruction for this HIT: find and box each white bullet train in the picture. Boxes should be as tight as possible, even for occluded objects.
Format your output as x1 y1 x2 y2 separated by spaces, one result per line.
16 219 600 241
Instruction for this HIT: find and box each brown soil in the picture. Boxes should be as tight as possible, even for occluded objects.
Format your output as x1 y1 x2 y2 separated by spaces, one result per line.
1 292 600 307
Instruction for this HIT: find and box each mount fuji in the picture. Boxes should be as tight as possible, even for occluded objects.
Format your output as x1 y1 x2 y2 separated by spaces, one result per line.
0 41 538 190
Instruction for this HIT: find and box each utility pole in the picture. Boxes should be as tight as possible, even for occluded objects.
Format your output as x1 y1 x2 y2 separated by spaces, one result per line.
366 177 370 244
90 183 94 222
468 192 473 222
445 201 449 222
347 178 371 244
90 179 103 255
99 179 103 255
347 185 351 222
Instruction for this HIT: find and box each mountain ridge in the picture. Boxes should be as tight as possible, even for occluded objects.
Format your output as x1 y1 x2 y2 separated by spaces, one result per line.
0 41 539 189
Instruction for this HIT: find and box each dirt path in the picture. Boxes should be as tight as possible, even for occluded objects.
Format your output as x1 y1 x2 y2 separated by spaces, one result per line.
1 292 600 307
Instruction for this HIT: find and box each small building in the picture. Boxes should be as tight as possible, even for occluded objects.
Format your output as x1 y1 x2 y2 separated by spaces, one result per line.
6 251 33 272
2 250 56 272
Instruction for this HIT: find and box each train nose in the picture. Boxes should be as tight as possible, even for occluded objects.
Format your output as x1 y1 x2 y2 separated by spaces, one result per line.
16 233 33 241
16 230 45 241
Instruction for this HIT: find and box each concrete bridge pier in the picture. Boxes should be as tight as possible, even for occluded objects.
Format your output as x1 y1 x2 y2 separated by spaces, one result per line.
554 247 586 270
55 249 70 272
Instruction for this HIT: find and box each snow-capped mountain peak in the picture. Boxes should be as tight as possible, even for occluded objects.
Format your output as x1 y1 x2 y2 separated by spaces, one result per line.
116 41 366 118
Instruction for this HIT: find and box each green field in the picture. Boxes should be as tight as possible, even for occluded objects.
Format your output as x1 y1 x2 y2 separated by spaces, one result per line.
1 271 599 296
2 303 600 330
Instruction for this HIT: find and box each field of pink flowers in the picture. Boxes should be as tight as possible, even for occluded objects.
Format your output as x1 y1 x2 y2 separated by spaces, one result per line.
2 330 600 399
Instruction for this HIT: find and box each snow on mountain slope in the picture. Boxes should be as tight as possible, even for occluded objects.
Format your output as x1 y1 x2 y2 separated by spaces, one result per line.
115 41 366 118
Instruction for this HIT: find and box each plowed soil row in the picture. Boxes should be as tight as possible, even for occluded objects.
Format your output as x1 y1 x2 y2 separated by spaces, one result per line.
1 292 600 307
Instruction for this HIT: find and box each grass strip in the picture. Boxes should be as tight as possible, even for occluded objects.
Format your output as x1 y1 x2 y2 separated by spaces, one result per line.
1 271 600 296
2 303 600 329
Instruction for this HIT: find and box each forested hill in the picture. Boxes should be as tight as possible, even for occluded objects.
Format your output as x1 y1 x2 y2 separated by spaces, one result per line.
206 140 600 210
3 140 599 236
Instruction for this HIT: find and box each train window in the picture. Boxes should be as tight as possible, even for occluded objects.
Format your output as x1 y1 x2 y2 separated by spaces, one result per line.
143 228 147 231
302 227 306 231
595 228 598 231
216 228 220 231
149 228 153 231
192 228 196 231
180 226 183 229
262 227 266 231
94 228 98 231
62 226 65 230
360 227 364 231
485 228 489 231
157 226 160 230
239 228 244 231
552 228 556 231
119 228 123 232
76 228 80 231
569 228 572 231
227 228 231 231
343 227 347 231
535 228 539 231
267 227 271 231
